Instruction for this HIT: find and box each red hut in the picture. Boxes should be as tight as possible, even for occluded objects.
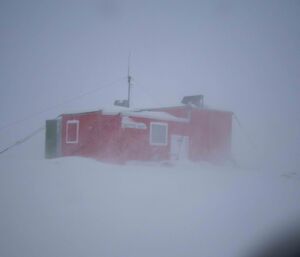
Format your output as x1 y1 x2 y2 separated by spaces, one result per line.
45 95 232 164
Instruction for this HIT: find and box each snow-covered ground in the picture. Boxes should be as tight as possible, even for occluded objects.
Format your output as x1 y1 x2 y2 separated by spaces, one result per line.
0 133 300 257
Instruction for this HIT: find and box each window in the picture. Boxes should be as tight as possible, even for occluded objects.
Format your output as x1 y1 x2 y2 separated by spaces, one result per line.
66 120 79 144
150 122 168 145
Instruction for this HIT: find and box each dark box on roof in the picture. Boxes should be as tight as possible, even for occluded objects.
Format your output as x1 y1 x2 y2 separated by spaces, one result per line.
181 95 204 108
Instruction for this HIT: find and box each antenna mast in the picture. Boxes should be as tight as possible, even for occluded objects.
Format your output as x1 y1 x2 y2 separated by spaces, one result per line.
127 53 132 108
113 54 133 108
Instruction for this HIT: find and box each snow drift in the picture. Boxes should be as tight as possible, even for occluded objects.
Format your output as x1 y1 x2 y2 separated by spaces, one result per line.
0 131 300 257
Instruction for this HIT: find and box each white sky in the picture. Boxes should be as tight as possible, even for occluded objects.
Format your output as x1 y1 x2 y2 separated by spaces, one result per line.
0 0 299 170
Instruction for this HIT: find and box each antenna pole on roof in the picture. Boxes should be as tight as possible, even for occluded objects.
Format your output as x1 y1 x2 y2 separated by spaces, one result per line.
127 52 132 108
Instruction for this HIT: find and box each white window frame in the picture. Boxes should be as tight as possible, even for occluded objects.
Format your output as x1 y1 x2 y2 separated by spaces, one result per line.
149 122 168 146
66 120 79 144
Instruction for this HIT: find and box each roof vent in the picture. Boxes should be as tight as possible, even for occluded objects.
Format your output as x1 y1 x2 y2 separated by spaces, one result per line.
181 95 204 108
114 99 129 108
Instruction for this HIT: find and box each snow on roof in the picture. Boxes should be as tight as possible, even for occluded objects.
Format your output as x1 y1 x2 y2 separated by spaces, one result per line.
62 105 188 122
128 111 189 122
61 105 138 115
102 109 189 123
61 104 230 121
142 104 232 114
100 106 141 115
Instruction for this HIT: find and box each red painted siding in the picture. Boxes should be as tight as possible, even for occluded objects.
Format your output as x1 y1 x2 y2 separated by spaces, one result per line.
189 109 232 163
189 109 210 161
59 106 232 164
115 116 188 162
153 106 232 162
62 112 121 161
207 110 232 162
61 112 189 163
151 106 190 119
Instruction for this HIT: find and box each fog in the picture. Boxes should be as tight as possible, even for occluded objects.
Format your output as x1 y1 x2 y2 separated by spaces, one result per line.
0 0 299 169
0 1 300 256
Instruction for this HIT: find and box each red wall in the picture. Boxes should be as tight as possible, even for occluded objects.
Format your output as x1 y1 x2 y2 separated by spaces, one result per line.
189 109 210 161
61 112 189 163
60 107 232 164
155 107 232 163
189 109 232 163
119 116 188 162
151 106 190 119
62 112 121 162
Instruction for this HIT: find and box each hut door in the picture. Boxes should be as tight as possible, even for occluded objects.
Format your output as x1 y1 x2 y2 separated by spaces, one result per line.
170 135 189 160
45 119 61 159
